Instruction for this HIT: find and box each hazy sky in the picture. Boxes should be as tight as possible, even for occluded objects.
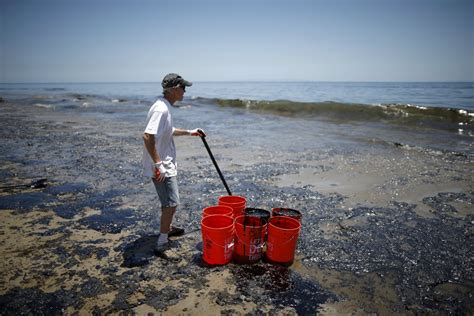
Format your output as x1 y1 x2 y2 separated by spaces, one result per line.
1 0 473 83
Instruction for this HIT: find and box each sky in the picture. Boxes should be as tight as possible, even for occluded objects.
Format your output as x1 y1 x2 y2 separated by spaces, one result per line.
1 0 473 83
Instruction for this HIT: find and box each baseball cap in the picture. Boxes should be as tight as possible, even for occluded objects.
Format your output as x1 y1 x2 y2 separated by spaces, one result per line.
161 73 192 89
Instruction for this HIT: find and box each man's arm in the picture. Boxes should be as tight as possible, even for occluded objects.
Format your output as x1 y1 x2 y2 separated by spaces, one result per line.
143 133 166 182
143 133 160 163
173 128 205 136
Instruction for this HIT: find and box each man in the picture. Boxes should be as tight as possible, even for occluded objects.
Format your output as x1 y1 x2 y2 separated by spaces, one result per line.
142 73 204 253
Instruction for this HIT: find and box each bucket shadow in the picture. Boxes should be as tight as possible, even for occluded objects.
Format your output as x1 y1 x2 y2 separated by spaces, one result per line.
195 241 203 252
191 252 231 269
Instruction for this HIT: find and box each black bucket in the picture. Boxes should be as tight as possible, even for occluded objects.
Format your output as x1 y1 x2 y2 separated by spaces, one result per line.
244 208 271 224
271 208 302 222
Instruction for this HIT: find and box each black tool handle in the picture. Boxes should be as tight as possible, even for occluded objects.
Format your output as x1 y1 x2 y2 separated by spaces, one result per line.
200 135 232 196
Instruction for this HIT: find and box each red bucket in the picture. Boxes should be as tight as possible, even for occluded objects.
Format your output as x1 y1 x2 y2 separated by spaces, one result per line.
271 208 302 222
265 216 301 266
203 205 233 218
218 195 246 218
201 215 234 265
233 215 267 264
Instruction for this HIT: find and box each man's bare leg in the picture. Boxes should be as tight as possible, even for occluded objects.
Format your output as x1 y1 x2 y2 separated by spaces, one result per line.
160 206 176 234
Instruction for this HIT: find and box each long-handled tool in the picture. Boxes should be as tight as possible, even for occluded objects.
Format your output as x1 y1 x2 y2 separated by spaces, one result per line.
199 133 232 196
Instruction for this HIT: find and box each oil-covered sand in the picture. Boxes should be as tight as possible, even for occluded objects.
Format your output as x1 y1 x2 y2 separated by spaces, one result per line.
0 99 473 315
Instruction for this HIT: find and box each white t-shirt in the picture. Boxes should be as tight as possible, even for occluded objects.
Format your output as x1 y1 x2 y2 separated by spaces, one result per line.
142 97 177 178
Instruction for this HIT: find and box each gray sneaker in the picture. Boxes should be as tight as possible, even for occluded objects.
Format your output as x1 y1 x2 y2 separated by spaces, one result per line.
154 235 169 254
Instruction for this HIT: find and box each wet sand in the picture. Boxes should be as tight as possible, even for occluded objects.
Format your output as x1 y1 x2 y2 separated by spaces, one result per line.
0 100 473 314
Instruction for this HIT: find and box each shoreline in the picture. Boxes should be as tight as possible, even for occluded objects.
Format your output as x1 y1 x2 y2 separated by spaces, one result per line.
0 100 473 314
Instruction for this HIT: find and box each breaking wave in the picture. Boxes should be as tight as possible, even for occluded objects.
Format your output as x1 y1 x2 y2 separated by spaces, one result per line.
194 97 473 134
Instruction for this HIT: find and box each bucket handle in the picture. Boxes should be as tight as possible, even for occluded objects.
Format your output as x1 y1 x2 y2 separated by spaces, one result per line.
268 233 299 247
205 239 235 250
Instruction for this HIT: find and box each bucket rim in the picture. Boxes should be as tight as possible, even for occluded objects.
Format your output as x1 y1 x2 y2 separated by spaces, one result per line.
218 195 246 205
269 216 301 231
244 207 271 213
203 205 234 214
201 214 234 230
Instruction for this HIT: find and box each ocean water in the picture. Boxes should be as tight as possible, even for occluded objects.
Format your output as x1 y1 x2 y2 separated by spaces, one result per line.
1 81 473 110
1 81 472 155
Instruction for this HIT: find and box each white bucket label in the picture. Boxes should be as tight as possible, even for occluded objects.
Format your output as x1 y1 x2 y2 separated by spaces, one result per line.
248 238 264 261
224 237 234 260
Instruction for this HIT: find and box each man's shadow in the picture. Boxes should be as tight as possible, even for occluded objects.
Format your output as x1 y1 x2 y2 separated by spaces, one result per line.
122 229 200 267
122 234 160 268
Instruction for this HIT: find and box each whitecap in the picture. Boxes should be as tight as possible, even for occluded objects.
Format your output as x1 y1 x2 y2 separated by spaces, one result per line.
405 103 428 110
111 98 126 103
34 103 54 109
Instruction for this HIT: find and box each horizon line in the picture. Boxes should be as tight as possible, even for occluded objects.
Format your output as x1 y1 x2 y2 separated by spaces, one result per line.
1 80 473 84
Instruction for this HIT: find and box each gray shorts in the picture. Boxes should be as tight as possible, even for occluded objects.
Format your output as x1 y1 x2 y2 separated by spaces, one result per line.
152 176 180 208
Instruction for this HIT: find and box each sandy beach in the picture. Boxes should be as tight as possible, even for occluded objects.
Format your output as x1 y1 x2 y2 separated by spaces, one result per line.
0 95 473 315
